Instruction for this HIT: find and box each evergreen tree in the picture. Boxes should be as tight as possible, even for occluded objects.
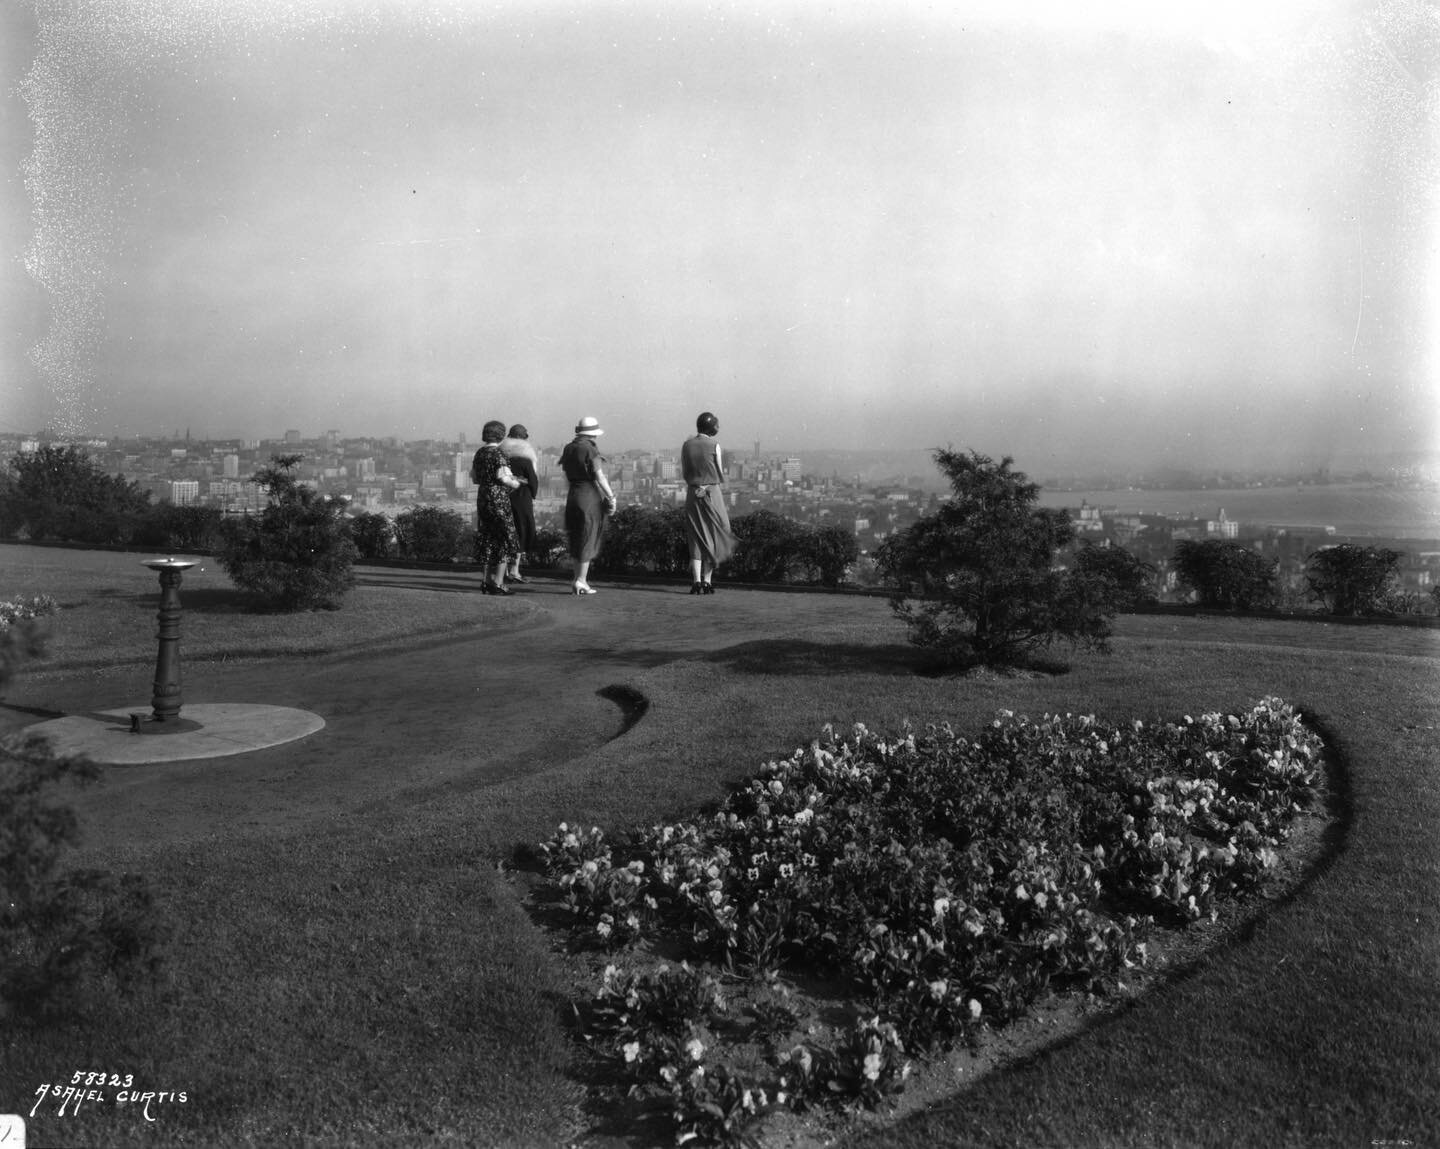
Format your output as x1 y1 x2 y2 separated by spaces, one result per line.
878 449 1115 668
217 455 357 610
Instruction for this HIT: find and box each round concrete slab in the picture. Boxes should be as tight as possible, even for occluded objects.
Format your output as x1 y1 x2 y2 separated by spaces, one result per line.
13 704 326 765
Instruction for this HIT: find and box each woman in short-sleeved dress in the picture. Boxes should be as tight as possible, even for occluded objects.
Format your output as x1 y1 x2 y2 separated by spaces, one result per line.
471 419 522 594
681 410 736 595
560 416 616 595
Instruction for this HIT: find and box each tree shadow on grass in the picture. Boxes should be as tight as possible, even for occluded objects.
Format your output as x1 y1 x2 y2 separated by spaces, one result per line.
705 639 1074 679
911 650 1075 679
705 638 933 678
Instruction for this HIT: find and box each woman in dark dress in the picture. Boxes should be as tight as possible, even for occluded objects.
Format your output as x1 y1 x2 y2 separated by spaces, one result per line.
498 423 540 582
471 419 522 595
681 410 736 594
559 416 616 595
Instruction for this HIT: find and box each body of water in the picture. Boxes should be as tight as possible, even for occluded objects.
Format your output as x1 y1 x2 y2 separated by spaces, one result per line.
1037 483 1440 540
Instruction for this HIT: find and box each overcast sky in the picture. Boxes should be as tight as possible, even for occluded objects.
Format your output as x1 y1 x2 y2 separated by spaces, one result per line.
2 0 1436 467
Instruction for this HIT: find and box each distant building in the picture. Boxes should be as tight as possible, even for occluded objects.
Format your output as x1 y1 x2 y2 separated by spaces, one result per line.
1205 508 1239 539
167 480 201 506
223 454 240 478
1074 499 1107 533
284 429 302 445
453 452 473 493
781 457 803 483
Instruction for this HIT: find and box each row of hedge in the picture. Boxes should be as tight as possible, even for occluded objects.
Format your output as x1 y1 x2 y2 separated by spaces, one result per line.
4 447 1435 618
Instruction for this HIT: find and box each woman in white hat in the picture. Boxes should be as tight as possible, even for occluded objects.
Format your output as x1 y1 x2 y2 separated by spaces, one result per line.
559 416 616 594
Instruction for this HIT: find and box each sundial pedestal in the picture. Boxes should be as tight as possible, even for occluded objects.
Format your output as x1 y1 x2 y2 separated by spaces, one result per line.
142 558 196 723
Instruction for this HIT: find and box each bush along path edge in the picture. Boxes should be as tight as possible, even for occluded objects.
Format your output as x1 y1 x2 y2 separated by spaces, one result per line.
525 696 1328 1147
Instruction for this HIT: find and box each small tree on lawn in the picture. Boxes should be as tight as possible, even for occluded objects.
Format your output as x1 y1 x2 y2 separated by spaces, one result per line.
217 455 357 610
877 449 1115 668
1173 539 1277 611
1304 544 1404 616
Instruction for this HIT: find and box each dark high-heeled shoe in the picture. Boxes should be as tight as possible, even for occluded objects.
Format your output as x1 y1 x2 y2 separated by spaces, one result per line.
484 581 511 596
690 582 703 595
701 582 714 595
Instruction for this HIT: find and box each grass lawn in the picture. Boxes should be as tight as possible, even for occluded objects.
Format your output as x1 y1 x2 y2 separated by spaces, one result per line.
1 545 1437 1148
0 544 530 672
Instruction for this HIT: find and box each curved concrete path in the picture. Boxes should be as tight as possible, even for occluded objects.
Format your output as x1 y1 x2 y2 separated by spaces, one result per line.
0 569 890 852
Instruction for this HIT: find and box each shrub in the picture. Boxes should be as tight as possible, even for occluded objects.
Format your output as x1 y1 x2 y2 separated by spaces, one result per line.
802 524 860 587
587 506 859 586
1304 544 1404 616
594 506 689 576
393 505 465 563
348 511 396 560
729 510 809 583
0 621 165 1020
216 455 358 610
877 449 1117 667
1173 539 1277 610
526 523 567 569
1072 541 1158 609
0 445 151 544
132 503 224 550
0 594 58 633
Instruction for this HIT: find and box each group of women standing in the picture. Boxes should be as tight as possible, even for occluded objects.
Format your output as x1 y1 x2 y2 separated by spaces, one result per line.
470 411 736 597
470 420 539 595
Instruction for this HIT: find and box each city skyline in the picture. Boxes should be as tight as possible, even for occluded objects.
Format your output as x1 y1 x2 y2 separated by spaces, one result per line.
3 1 1437 469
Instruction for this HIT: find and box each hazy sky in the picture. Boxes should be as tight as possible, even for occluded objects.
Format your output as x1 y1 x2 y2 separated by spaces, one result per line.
3 0 1437 467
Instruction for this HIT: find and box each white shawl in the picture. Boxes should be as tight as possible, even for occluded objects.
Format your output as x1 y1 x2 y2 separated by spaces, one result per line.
498 437 539 465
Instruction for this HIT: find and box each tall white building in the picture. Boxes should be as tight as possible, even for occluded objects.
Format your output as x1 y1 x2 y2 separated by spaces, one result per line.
168 480 201 506
453 452 474 492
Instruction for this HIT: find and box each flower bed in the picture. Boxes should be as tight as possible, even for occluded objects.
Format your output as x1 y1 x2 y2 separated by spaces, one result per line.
536 697 1325 1146
0 594 57 632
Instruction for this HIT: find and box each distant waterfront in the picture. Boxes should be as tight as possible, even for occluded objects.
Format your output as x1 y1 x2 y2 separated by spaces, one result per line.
1037 482 1440 540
